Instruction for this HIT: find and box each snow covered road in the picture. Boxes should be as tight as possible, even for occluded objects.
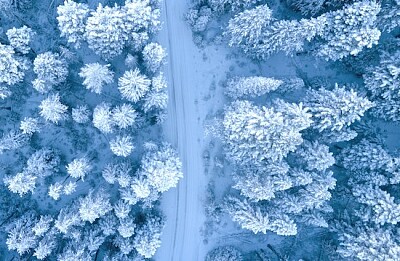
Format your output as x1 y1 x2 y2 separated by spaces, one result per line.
156 0 206 260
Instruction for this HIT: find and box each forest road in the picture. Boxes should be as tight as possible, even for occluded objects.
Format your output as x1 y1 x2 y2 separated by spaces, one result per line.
156 0 207 260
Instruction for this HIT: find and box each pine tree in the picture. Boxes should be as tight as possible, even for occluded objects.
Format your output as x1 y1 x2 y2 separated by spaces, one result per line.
79 63 114 94
78 189 112 223
112 103 138 129
54 204 82 234
143 72 168 112
20 117 40 135
114 200 131 219
142 42 167 73
57 0 90 48
33 52 68 90
6 214 37 255
222 100 312 165
34 231 57 260
99 213 118 236
336 224 400 260
72 105 90 124
225 196 272 234
316 0 381 61
118 69 151 102
48 182 63 200
39 93 69 123
133 214 165 258
6 25 34 54
93 102 114 133
304 85 374 132
66 157 92 180
118 217 136 238
4 172 36 196
25 148 60 178
0 130 29 154
123 0 155 33
295 141 335 171
140 143 183 193
225 76 283 99
208 0 261 12
0 43 28 86
233 161 291 201
206 246 243 261
84 3 127 60
32 215 53 236
110 135 135 157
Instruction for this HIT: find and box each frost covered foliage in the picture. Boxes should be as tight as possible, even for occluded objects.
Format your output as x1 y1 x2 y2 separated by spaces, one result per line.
335 223 400 260
118 69 151 102
226 1 381 60
84 4 127 60
304 85 374 132
93 102 114 133
110 135 135 157
33 52 68 93
140 143 183 192
143 73 168 112
142 42 167 73
223 100 312 165
225 76 283 99
0 43 28 87
378 0 400 32
39 93 68 123
208 0 261 12
79 63 114 94
364 51 400 121
316 0 381 61
57 0 89 48
6 26 34 54
0 130 29 154
81 0 160 60
206 246 243 261
133 214 165 258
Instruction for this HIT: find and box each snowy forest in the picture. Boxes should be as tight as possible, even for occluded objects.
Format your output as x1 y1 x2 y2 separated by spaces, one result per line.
0 0 400 260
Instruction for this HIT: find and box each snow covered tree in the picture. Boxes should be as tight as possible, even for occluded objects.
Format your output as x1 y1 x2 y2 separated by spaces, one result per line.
110 135 135 157
225 76 283 99
4 172 36 196
133 214 165 258
226 4 273 51
57 0 90 48
295 141 335 171
78 189 112 223
118 217 136 238
112 103 138 129
131 176 152 199
72 105 90 123
0 85 11 99
54 204 82 234
99 213 118 236
63 181 77 195
25 148 60 178
143 72 168 112
363 51 400 121
34 231 57 260
224 196 273 234
20 117 40 135
304 85 374 132
79 63 114 94
316 0 381 61
222 100 312 165
39 93 68 123
340 139 394 172
6 25 34 54
114 200 131 219
336 224 400 260
0 43 28 86
233 161 291 201
33 52 68 90
118 69 151 102
140 143 183 193
48 182 63 200
93 102 114 133
85 4 127 60
142 42 166 73
32 215 53 237
206 246 243 261
208 0 261 12
66 157 92 180
6 214 37 255
123 0 155 33
378 0 400 32
0 130 29 154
